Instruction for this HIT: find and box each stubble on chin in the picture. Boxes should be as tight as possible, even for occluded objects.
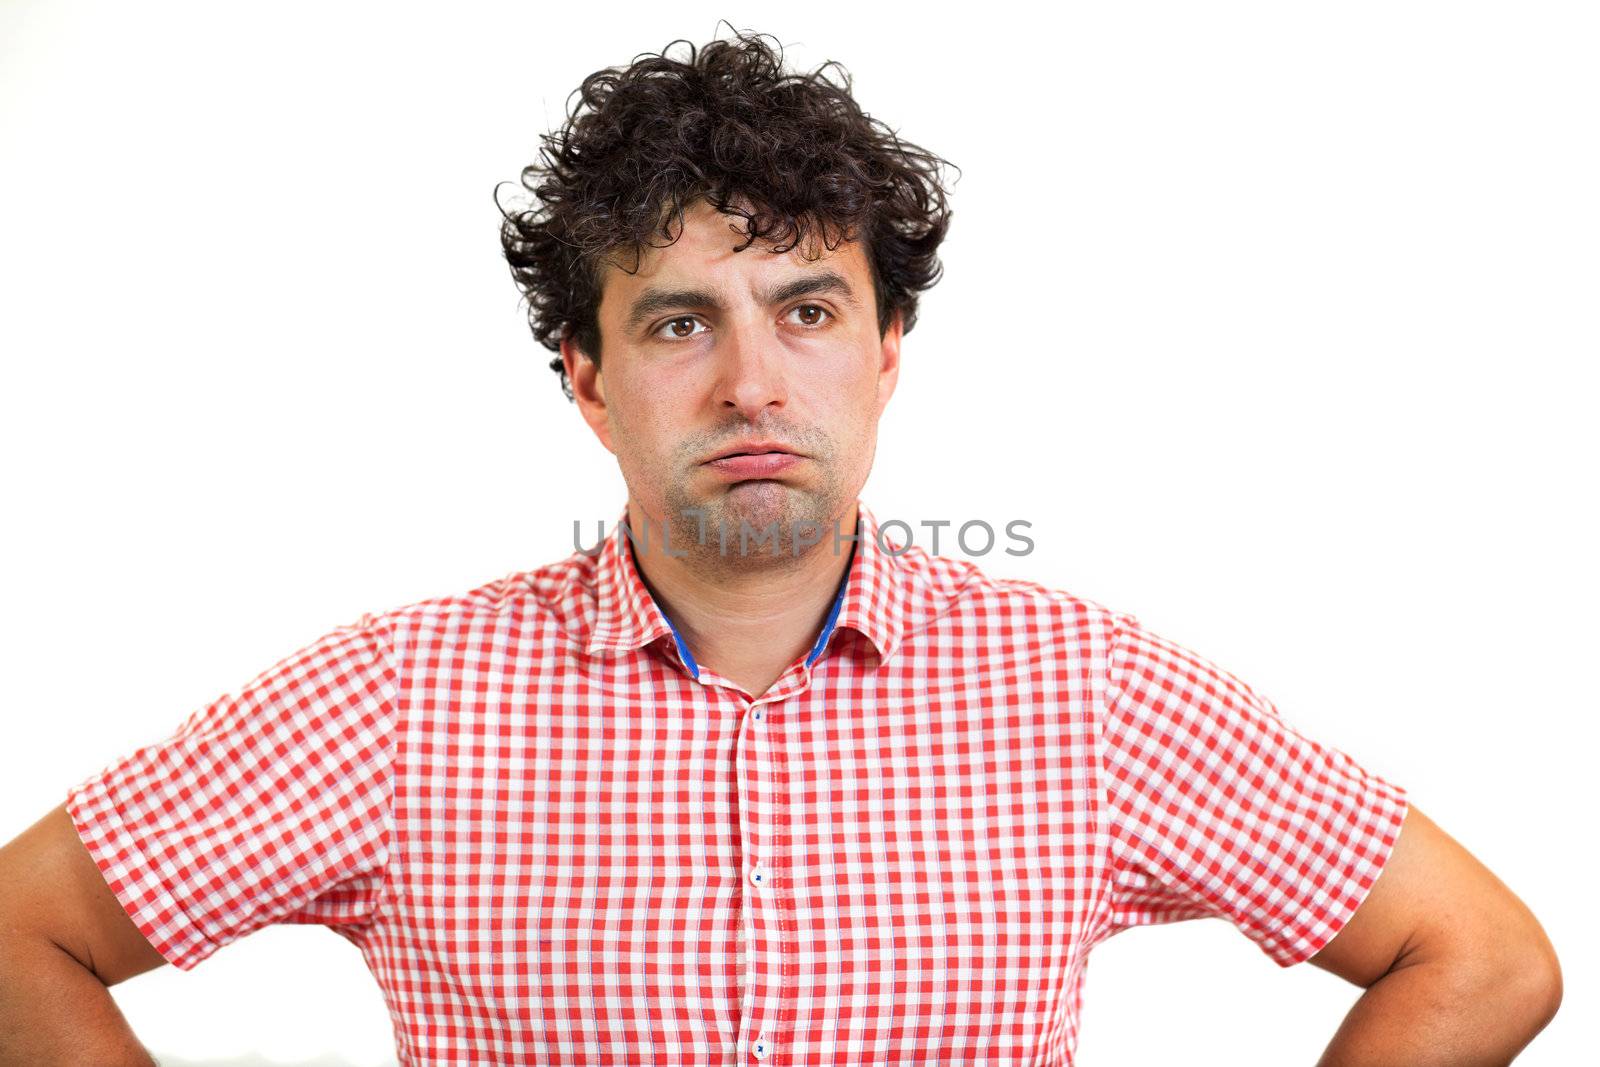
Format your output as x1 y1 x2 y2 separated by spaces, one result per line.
660 470 846 572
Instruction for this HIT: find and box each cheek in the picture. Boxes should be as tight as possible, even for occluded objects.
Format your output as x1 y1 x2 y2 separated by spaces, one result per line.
607 382 679 467
800 348 874 401
834 364 882 425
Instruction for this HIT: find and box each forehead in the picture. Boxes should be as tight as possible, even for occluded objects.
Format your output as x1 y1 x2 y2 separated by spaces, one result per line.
595 199 871 317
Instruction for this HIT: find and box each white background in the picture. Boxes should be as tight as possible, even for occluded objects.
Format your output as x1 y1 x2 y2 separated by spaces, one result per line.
2 2 1594 1064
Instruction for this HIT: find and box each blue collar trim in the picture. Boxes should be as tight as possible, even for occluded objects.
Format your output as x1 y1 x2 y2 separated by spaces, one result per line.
656 546 854 682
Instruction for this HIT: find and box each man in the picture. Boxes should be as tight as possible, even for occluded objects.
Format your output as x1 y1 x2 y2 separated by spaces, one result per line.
0 28 1561 1067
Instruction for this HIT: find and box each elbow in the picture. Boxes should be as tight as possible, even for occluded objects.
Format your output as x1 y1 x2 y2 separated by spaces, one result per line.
1483 920 1563 1038
1409 911 1563 1038
1522 935 1563 1031
1510 905 1563 1028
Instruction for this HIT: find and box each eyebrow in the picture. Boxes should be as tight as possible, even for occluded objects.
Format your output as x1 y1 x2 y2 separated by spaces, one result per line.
622 270 863 335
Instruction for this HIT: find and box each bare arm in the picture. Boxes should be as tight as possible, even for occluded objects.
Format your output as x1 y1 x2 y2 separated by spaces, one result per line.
0 805 170 1066
1309 804 1562 1067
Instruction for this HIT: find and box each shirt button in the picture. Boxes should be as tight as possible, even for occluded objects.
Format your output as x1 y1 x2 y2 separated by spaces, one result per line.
749 863 766 888
752 1034 770 1059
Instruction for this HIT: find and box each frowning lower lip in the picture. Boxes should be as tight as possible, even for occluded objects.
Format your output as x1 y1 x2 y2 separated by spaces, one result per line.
704 451 805 479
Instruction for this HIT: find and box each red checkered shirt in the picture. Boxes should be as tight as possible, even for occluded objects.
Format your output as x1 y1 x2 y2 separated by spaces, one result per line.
66 499 1409 1065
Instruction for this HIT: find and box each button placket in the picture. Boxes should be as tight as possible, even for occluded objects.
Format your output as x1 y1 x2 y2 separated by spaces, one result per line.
736 688 787 1061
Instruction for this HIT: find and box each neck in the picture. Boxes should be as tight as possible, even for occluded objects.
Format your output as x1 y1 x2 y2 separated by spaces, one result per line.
624 498 858 698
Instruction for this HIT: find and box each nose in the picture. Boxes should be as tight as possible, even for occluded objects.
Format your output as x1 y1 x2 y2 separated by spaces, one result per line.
714 319 788 423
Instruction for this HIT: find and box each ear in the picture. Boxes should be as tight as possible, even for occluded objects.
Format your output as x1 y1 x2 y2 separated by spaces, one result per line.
875 308 904 418
561 333 615 454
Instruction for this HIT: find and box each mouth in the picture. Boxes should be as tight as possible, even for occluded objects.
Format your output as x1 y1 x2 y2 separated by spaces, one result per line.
703 441 802 464
702 445 806 480
714 449 790 460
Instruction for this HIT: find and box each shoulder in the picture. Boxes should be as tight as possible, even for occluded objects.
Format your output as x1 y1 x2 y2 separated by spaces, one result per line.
356 546 601 657
892 544 1127 656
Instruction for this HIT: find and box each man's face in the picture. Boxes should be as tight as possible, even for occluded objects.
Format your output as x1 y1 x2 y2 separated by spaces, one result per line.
562 198 902 569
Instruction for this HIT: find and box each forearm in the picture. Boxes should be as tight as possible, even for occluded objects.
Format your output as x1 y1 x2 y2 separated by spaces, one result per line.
1314 954 1561 1067
0 932 158 1067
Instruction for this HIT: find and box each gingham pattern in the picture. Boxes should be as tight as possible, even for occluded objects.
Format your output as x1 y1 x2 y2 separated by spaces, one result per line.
65 499 1408 1066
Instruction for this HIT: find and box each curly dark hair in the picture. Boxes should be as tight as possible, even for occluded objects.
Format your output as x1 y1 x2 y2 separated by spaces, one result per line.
496 25 959 400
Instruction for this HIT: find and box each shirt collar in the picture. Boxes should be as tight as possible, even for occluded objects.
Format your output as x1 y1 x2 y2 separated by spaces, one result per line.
583 498 908 671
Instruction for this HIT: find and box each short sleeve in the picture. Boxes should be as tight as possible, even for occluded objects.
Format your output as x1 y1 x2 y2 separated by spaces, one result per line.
1099 611 1409 967
63 611 402 971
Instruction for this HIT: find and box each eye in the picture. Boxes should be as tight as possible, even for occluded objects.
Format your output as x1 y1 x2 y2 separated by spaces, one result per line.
653 315 708 341
788 304 833 328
